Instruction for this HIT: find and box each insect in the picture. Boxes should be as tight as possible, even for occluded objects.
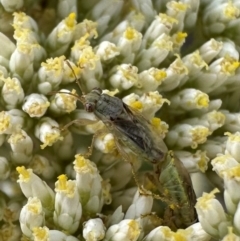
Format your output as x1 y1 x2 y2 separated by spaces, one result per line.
58 61 168 168
85 88 198 230
82 87 168 163
58 61 197 230
144 151 197 230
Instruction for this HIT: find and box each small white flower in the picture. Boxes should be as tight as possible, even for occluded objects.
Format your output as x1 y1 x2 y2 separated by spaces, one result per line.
182 51 208 78
170 88 209 112
166 123 210 149
74 155 104 215
16 166 55 216
171 31 187 53
9 43 34 83
130 0 156 24
221 227 240 241
136 33 173 71
186 222 212 241
67 109 103 135
8 129 33 164
212 154 239 178
233 203 240 234
196 56 239 94
46 13 77 56
32 226 79 241
94 41 120 62
225 132 240 162
83 218 106 241
37 56 65 94
19 197 44 238
107 206 124 227
221 110 240 133
183 110 225 134
0 109 30 134
184 0 200 29
1 1 23 14
159 55 188 91
142 226 173 241
222 165 240 215
88 0 124 36
76 45 103 91
109 64 138 90
199 38 223 64
94 133 116 154
105 219 141 241
49 89 77 115
122 93 142 111
57 0 77 19
139 91 170 118
102 155 133 192
34 117 63 149
61 60 81 85
22 93 50 118
175 150 209 173
1 77 24 110
125 189 153 219
166 1 189 32
0 32 16 65
117 27 142 63
142 13 177 48
218 39 239 60
203 1 240 35
13 12 39 33
200 137 226 159
138 67 167 92
195 189 231 239
29 154 58 180
73 19 98 41
54 175 82 234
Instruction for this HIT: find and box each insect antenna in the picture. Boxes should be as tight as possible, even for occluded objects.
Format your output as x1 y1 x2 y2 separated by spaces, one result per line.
48 90 83 102
48 60 86 103
65 60 85 95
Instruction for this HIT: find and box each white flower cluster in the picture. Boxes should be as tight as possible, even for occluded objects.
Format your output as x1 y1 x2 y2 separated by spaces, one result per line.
0 0 240 240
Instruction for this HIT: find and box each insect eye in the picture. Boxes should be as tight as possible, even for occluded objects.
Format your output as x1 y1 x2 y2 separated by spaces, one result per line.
85 103 95 112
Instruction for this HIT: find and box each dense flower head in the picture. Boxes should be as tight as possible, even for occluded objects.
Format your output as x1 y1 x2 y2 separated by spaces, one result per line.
0 0 240 240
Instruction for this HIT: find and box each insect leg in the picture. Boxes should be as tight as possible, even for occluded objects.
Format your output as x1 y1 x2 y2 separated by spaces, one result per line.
113 140 170 204
84 127 109 157
60 118 98 131
57 118 105 157
113 139 145 188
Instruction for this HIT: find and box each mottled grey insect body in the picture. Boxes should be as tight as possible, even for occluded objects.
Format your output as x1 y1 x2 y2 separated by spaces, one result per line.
83 88 125 121
82 87 168 164
82 88 197 230
84 88 198 230
57 64 197 230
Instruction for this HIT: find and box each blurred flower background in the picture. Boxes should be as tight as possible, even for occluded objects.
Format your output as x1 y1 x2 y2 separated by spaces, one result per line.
0 0 240 240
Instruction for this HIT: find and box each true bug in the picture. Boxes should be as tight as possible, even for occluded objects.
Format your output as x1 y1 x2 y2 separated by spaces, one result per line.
82 87 168 163
143 151 197 230
57 61 168 167
57 60 197 230
83 88 198 230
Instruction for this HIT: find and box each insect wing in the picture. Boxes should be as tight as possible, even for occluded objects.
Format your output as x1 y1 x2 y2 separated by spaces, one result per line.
111 118 153 159
153 152 197 229
122 103 168 160
173 154 197 204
